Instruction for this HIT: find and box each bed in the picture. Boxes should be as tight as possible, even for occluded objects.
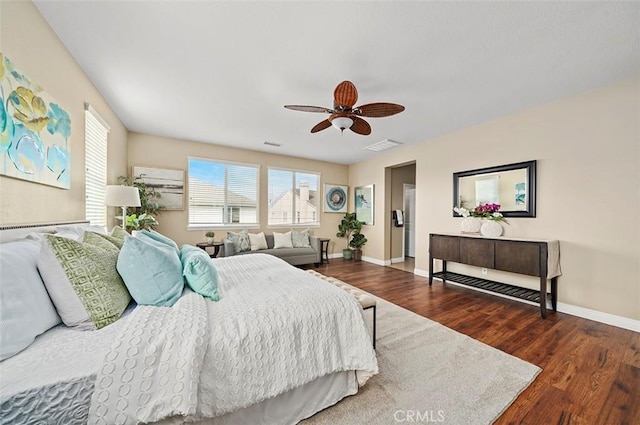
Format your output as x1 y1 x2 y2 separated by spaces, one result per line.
0 222 378 424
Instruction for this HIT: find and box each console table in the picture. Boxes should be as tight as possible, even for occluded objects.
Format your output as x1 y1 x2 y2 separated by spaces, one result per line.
428 233 561 318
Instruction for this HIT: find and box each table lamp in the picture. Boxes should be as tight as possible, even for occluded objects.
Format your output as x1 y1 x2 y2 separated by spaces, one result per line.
105 185 141 230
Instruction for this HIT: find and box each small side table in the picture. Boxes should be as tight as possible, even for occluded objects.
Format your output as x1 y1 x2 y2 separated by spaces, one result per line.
319 238 330 264
196 241 223 258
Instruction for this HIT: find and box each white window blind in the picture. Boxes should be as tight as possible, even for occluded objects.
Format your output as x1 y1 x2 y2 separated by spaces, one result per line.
268 168 320 226
188 157 259 227
84 105 110 227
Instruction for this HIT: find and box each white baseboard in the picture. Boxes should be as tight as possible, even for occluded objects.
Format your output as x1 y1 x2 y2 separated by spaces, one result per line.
362 256 391 266
414 268 429 277
391 256 405 264
555 302 640 333
328 252 343 259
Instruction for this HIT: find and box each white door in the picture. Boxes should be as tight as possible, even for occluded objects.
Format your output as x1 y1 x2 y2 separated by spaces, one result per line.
403 184 416 258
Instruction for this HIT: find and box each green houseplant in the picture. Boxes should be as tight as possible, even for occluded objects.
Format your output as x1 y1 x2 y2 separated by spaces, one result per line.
336 212 358 259
117 175 162 231
349 227 367 261
205 231 216 244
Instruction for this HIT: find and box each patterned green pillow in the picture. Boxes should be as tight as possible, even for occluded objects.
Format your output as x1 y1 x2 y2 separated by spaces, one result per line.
37 234 131 330
292 229 311 248
88 230 124 249
227 230 250 252
109 226 129 246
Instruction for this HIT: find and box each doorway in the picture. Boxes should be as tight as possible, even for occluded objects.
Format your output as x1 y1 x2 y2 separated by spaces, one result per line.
403 183 416 258
387 162 416 272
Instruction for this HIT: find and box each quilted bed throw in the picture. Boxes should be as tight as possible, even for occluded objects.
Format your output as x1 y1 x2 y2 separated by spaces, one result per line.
89 289 209 424
89 254 378 424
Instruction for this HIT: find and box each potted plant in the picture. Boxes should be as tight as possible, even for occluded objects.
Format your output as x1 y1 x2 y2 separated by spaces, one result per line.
117 175 162 231
336 212 359 260
205 231 216 244
349 226 367 261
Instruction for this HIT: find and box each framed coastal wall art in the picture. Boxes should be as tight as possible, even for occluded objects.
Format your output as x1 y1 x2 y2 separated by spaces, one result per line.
1 53 71 189
323 184 348 213
355 184 374 225
133 165 185 210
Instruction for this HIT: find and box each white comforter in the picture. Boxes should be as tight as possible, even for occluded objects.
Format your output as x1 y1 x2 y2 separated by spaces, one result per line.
89 254 378 424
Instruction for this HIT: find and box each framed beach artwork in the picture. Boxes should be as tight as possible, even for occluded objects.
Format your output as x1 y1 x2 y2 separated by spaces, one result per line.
133 165 185 210
355 184 374 225
1 53 71 189
323 184 348 213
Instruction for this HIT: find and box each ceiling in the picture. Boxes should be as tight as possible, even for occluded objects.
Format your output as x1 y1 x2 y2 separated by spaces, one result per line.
34 1 639 165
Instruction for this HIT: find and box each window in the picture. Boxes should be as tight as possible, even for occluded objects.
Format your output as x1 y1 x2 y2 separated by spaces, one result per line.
268 168 320 226
84 104 110 227
188 158 259 227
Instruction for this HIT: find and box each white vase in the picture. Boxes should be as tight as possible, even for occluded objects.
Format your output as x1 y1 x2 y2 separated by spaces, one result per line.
460 217 481 233
480 220 503 238
207 237 214 244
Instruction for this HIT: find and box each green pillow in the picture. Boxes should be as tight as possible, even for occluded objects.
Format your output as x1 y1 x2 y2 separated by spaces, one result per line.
110 226 129 246
227 230 250 252
38 234 131 330
89 230 124 249
179 245 220 301
117 236 184 307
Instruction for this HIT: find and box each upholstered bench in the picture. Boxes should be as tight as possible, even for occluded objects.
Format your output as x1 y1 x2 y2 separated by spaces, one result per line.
306 270 377 348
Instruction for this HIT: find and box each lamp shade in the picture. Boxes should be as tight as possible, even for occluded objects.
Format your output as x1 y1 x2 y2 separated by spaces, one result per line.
105 185 141 207
331 117 353 131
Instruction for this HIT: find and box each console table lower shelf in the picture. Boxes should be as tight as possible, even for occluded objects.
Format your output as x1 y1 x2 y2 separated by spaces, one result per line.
432 271 551 306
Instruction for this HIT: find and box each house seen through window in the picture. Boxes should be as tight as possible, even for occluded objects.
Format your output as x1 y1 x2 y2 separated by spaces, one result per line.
268 168 320 226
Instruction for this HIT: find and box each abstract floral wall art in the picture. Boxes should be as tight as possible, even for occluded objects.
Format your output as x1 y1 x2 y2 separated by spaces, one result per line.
1 53 71 189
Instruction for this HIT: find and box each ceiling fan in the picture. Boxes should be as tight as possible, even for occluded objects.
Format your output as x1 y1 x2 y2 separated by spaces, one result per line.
284 81 405 135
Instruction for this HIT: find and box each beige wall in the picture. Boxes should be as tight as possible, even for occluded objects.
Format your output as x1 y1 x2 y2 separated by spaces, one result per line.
0 1 128 228
128 133 349 254
349 78 640 321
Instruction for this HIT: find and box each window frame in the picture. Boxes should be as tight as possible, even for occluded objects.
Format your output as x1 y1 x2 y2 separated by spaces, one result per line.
267 166 321 229
187 157 261 230
84 104 110 227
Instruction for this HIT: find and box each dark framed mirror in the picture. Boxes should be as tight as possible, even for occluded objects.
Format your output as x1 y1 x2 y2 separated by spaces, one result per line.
453 160 536 218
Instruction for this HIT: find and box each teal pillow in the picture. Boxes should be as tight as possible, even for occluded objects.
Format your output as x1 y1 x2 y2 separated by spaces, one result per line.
179 245 220 301
117 236 184 307
137 229 179 253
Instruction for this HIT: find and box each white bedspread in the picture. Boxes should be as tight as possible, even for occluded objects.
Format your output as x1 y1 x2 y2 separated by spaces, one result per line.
89 254 378 424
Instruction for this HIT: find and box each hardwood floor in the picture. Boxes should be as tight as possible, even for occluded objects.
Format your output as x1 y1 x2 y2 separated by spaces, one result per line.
309 259 640 425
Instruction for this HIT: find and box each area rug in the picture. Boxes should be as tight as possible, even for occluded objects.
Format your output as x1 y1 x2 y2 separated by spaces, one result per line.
302 296 541 425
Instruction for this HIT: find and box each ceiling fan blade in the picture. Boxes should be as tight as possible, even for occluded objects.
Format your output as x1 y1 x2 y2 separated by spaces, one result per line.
356 102 405 118
284 105 333 113
350 116 371 135
311 119 332 133
333 81 358 108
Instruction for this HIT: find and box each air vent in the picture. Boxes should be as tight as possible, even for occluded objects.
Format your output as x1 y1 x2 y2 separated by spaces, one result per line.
364 139 402 152
264 141 282 147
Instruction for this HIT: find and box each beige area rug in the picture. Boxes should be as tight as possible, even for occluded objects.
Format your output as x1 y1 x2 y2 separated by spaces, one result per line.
302 297 541 425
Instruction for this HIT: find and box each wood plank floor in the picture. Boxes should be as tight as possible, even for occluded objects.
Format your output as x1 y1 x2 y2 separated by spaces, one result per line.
309 259 640 425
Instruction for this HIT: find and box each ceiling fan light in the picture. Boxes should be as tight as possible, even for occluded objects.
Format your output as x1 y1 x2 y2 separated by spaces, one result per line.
331 117 353 131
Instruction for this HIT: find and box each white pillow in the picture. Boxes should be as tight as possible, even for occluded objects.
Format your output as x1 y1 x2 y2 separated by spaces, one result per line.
273 231 293 249
249 232 268 251
0 239 61 360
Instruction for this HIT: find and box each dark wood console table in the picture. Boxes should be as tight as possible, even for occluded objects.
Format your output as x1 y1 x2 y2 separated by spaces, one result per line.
429 233 561 318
